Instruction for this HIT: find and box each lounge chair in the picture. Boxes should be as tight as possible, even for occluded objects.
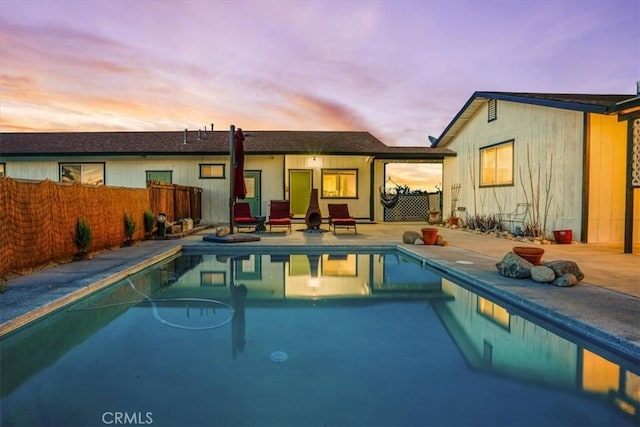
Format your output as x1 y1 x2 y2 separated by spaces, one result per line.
328 203 357 235
233 202 259 233
268 200 292 233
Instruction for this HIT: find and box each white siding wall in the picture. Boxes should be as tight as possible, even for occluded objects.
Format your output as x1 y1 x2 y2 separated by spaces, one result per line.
284 155 372 218
2 155 287 225
442 101 584 237
244 155 285 216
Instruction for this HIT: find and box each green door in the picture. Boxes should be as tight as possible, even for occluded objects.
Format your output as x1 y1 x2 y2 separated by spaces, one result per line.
289 170 312 216
243 170 262 216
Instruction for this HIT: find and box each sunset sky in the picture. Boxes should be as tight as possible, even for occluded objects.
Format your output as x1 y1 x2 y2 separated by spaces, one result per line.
0 0 638 190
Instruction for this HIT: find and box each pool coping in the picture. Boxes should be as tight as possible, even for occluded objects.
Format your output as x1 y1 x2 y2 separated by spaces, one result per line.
0 246 182 337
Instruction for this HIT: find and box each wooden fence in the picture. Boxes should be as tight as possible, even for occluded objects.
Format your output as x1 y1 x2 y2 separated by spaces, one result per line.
0 178 202 278
148 181 202 224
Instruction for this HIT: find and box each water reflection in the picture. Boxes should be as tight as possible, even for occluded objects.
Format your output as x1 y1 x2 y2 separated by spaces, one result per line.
435 278 639 420
1 251 638 424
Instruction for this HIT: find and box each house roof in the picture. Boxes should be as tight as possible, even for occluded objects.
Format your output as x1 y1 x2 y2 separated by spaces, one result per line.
0 130 454 159
433 91 640 147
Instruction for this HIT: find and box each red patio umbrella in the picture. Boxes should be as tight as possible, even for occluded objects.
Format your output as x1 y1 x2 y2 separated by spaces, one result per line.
233 128 247 200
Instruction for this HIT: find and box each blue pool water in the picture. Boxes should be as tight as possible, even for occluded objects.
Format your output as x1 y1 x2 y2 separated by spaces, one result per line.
1 249 638 426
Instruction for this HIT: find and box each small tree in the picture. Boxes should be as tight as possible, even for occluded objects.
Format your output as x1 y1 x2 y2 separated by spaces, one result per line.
519 145 555 239
73 218 93 258
143 210 154 239
124 213 137 245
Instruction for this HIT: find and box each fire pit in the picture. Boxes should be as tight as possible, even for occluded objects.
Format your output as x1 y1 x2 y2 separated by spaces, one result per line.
305 189 322 230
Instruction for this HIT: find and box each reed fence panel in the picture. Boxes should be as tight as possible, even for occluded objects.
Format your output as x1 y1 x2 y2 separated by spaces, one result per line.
0 178 149 277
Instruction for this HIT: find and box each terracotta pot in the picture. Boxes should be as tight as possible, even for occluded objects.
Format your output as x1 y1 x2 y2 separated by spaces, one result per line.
512 246 544 265
421 228 439 245
448 217 460 226
553 230 572 244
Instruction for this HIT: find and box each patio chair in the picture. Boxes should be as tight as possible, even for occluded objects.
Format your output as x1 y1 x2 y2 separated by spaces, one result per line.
328 203 357 235
233 202 259 233
499 203 531 234
268 200 292 233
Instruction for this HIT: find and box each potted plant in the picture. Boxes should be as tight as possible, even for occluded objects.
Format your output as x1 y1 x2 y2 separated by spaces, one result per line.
73 218 93 260
421 227 439 245
553 229 573 244
124 213 137 246
143 210 155 239
512 246 544 265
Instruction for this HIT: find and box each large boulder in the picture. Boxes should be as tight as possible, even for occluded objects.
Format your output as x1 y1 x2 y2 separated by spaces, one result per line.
530 265 556 283
403 231 420 244
496 252 532 279
544 260 584 281
552 273 578 287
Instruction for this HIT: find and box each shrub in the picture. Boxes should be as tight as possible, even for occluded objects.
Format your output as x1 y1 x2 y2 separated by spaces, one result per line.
143 210 154 237
124 213 137 242
466 214 504 233
73 218 93 252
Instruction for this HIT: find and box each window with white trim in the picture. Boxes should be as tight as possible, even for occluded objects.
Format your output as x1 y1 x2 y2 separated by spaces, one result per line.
480 140 513 186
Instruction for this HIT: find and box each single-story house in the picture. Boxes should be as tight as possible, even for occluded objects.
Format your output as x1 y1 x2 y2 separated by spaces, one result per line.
432 91 640 252
0 130 454 224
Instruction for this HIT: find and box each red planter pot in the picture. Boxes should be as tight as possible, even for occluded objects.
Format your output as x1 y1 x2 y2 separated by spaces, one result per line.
512 246 544 265
553 230 572 244
421 228 439 245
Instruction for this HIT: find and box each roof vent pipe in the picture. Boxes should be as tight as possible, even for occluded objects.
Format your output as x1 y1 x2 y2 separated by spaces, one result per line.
211 123 214 131
184 129 188 144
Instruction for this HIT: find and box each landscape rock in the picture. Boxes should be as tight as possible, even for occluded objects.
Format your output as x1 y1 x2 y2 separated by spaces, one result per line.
403 231 419 244
414 237 424 245
530 265 556 283
496 252 532 279
552 273 578 287
544 260 585 281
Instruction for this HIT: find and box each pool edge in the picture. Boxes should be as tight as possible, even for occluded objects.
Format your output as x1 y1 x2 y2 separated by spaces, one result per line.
0 245 183 337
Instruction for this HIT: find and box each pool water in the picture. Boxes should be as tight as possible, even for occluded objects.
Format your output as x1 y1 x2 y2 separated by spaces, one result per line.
1 250 638 426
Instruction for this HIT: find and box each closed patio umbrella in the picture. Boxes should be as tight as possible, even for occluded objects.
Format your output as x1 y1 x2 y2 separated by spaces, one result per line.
233 128 247 200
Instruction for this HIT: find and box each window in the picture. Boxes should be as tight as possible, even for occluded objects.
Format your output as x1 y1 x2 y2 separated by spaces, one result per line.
200 271 226 286
0 163 5 177
477 296 510 329
199 163 225 179
321 169 357 198
480 140 513 186
60 163 105 185
488 98 497 122
146 170 172 184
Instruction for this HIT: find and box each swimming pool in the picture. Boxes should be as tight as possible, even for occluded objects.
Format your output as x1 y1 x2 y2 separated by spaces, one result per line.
1 249 638 426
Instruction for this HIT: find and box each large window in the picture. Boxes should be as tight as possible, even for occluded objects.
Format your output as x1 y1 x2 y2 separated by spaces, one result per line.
199 163 225 179
480 140 513 186
60 163 105 185
321 169 357 198
146 170 172 184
